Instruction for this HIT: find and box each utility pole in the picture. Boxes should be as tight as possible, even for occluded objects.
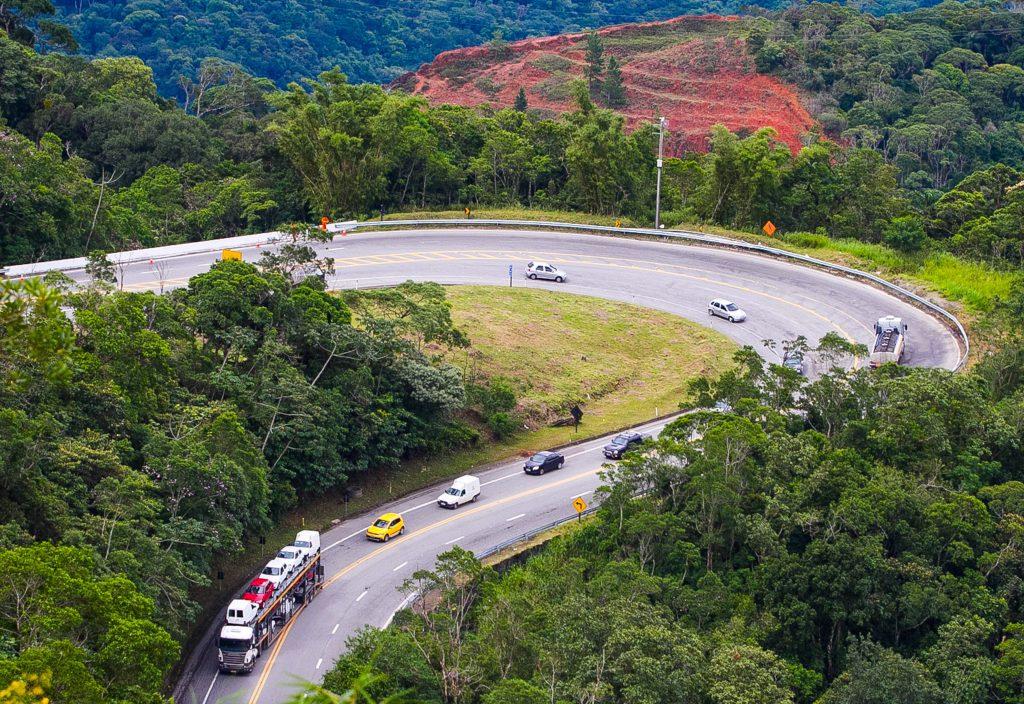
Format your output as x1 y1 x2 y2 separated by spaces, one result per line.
654 116 667 230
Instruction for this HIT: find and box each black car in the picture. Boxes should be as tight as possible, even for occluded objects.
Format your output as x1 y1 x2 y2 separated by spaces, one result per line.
603 431 646 459
524 451 565 475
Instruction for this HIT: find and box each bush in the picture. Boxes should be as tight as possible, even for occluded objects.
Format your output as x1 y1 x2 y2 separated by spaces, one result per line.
883 215 930 253
486 411 519 440
782 232 830 249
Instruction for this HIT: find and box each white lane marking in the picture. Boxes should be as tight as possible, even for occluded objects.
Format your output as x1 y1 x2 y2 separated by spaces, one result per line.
315 658 323 670
570 490 592 500
392 561 408 572
506 513 526 522
444 535 464 545
482 471 520 487
317 417 672 554
332 623 340 634
200 670 219 704
355 591 367 603
383 592 417 629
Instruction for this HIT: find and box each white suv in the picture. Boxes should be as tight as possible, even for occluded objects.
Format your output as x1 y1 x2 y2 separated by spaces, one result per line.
276 546 304 573
526 261 568 282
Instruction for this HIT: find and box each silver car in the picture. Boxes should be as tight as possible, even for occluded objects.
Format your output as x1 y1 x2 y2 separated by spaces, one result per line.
526 261 568 283
708 299 746 322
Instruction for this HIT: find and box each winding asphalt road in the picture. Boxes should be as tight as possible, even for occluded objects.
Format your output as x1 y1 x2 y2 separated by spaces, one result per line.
54 228 961 703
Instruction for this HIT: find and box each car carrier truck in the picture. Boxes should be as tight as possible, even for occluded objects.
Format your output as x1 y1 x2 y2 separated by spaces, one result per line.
870 316 908 367
217 532 324 674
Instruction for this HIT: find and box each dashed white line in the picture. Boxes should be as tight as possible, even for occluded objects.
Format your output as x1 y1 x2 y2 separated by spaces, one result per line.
332 623 340 634
355 591 367 603
315 658 323 670
444 535 464 545
506 513 526 522
392 561 408 572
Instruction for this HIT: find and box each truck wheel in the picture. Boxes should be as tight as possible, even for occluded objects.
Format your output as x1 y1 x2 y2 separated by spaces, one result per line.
472 493 478 502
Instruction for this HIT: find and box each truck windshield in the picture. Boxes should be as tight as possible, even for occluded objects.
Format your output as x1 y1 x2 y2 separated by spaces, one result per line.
295 541 311 548
445 487 460 495
218 637 250 652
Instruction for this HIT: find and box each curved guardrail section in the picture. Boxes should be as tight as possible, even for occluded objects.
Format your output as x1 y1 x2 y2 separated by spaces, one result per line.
352 219 970 370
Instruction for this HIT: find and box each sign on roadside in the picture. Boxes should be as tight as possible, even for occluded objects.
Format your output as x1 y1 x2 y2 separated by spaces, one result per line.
221 249 243 261
762 220 777 237
572 496 588 513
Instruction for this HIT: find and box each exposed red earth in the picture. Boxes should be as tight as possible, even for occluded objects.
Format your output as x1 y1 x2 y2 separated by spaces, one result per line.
392 15 817 153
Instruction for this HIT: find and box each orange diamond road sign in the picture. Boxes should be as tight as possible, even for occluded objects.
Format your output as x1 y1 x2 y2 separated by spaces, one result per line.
572 497 588 513
762 221 777 236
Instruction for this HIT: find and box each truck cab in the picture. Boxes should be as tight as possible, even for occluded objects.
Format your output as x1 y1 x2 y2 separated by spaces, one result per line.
218 624 258 673
870 315 908 367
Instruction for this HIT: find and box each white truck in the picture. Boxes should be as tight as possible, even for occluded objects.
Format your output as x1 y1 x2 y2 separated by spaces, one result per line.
870 316 908 367
437 475 481 508
217 531 324 675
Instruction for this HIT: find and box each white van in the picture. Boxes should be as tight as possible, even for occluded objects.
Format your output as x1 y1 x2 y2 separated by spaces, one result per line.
225 599 259 626
293 530 321 560
437 475 481 509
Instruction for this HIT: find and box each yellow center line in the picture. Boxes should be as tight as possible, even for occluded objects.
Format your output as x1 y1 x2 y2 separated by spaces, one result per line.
246 466 603 704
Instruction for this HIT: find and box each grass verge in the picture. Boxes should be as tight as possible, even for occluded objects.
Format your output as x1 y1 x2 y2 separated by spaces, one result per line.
186 285 733 652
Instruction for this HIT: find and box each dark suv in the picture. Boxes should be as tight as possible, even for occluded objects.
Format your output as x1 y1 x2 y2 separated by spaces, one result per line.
524 451 565 475
603 431 646 459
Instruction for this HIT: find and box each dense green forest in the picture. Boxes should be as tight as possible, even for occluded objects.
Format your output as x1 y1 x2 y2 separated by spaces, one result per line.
324 320 1024 704
0 260 486 700
44 0 941 97
5 2 1024 267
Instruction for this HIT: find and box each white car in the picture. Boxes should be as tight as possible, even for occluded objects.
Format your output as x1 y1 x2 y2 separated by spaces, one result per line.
292 530 321 561
259 558 291 588
708 299 746 322
276 546 304 573
526 261 568 282
437 475 481 509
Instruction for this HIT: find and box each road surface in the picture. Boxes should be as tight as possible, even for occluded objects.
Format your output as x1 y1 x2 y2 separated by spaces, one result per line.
65 227 961 703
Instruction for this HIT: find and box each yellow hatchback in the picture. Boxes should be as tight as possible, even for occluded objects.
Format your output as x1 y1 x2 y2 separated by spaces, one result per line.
366 512 405 542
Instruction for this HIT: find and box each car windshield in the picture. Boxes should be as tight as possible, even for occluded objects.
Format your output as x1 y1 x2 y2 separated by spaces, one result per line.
725 303 738 311
245 584 265 595
374 519 390 528
612 436 629 445
262 566 280 575
445 487 460 496
530 453 548 462
219 637 250 652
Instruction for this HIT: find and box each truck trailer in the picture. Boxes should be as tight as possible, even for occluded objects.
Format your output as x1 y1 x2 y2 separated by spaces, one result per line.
217 534 324 674
870 316 908 367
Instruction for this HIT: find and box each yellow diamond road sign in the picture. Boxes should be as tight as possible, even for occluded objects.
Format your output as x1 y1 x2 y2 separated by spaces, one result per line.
572 497 588 513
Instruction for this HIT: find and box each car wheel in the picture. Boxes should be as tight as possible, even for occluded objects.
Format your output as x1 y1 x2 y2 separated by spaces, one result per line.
558 460 564 469
728 316 734 322
555 276 563 283
528 273 537 280
539 466 545 475
472 493 478 502
399 526 405 535
383 533 390 542
708 309 714 316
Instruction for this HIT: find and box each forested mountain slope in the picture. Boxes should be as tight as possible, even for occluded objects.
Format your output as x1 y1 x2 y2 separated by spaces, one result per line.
51 0 940 96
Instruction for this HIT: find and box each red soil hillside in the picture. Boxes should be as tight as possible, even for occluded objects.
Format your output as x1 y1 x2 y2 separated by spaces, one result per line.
392 15 817 154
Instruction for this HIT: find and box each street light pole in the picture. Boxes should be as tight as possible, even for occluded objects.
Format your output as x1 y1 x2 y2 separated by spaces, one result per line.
654 117 667 229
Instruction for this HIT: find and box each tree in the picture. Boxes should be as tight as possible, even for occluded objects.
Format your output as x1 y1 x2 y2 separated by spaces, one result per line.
708 645 794 704
603 56 627 107
584 31 605 93
513 87 528 112
884 215 930 253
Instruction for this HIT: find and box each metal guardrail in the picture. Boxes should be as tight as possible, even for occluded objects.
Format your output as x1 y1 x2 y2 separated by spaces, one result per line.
476 505 599 561
353 219 970 370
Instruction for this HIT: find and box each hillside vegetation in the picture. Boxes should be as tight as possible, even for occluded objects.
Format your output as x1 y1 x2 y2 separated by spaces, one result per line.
48 0 940 97
325 341 1024 704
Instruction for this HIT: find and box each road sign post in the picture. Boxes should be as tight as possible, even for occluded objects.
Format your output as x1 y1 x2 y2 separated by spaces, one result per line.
572 496 588 521
509 264 513 287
